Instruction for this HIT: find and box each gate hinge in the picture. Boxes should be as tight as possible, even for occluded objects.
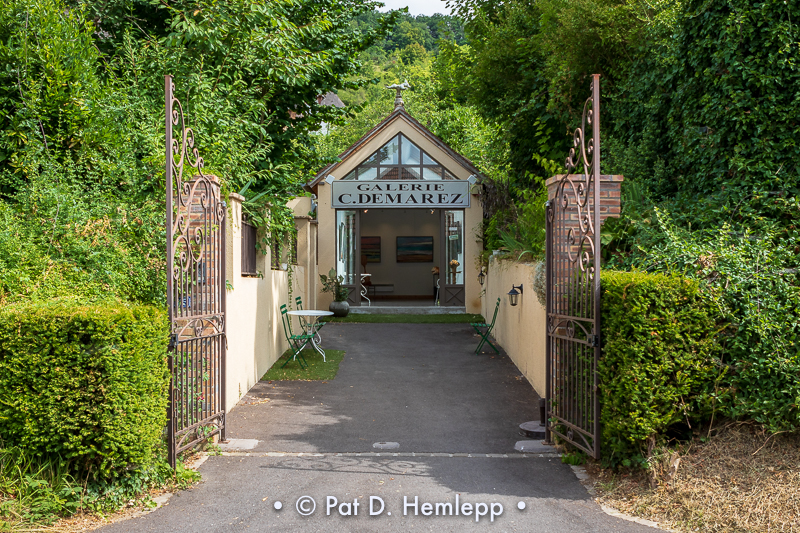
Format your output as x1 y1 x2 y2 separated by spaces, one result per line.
168 334 178 352
589 334 601 348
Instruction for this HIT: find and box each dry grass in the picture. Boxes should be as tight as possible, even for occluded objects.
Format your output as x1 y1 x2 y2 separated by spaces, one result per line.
588 423 800 532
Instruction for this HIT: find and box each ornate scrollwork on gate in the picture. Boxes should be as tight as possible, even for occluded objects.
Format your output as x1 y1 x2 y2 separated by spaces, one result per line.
166 75 227 468
545 75 602 460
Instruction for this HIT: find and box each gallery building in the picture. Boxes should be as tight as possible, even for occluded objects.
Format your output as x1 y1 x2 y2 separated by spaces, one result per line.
307 89 484 314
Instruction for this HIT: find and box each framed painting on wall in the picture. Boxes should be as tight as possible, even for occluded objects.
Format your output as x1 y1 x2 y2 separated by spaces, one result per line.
361 236 381 263
396 236 434 263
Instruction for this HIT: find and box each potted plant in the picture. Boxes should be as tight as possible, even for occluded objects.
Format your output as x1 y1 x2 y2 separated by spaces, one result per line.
320 268 349 317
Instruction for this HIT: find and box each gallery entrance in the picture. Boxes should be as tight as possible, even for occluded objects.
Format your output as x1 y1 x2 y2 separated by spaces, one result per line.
335 208 465 307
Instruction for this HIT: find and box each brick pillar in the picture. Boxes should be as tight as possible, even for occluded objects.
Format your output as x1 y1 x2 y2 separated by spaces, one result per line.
544 174 623 226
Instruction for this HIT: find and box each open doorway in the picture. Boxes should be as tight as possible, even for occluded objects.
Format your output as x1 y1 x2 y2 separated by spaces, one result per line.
335 208 465 308
359 208 441 306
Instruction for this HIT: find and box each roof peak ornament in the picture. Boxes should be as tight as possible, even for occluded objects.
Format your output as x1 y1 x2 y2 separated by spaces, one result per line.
386 80 411 109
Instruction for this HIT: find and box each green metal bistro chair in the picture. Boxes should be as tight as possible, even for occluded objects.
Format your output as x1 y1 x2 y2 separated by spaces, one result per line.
471 298 501 354
280 304 311 368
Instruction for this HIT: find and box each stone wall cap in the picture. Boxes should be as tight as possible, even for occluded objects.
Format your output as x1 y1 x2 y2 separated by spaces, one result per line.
229 192 245 202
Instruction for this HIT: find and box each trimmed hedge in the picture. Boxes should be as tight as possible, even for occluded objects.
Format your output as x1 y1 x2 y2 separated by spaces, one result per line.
0 298 170 477
600 271 726 467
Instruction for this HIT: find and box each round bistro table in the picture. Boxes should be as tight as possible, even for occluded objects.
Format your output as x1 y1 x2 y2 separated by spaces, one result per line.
287 310 334 362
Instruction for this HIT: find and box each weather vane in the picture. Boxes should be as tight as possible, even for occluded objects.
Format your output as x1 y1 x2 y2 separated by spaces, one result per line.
386 80 411 109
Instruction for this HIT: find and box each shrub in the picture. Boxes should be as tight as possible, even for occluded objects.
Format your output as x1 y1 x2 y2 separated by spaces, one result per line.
600 270 727 467
0 298 170 478
606 207 800 432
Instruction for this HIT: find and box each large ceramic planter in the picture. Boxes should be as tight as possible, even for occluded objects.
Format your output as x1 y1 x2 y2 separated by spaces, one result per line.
329 300 350 318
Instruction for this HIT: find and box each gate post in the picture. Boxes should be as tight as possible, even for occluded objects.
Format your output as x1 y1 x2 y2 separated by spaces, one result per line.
165 75 176 469
591 77 602 460
544 199 553 445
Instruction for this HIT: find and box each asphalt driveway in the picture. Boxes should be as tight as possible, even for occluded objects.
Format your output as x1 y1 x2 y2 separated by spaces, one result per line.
99 322 661 532
226 322 541 454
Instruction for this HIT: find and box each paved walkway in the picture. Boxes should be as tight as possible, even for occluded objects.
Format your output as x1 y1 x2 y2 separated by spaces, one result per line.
100 323 660 532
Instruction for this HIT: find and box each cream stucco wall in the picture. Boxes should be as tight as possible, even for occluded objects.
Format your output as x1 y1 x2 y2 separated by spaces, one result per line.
481 257 546 396
224 194 311 411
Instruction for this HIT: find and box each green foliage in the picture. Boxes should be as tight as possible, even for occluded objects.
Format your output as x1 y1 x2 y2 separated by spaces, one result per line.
0 298 170 478
607 208 800 432
494 182 548 261
0 173 165 306
561 449 588 466
318 53 509 182
0 0 396 304
319 267 347 302
600 270 727 467
449 0 800 441
0 443 199 527
611 0 800 202
436 1 571 182
351 10 466 53
0 445 82 525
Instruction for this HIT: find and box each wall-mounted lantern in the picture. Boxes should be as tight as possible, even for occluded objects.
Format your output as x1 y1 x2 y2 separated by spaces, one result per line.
478 269 486 286
508 284 523 306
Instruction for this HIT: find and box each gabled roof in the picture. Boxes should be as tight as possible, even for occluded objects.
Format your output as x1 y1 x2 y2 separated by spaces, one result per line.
317 92 345 108
307 107 485 190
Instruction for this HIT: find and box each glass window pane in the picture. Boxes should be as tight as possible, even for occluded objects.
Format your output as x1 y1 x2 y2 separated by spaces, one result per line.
342 169 356 180
378 167 400 180
444 210 464 285
400 135 421 165
422 152 437 165
422 167 442 180
401 167 421 179
357 167 377 181
361 151 380 166
443 169 458 180
336 210 357 285
378 135 399 164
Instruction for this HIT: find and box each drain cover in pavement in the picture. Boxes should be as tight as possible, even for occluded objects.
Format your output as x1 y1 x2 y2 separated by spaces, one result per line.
373 442 400 450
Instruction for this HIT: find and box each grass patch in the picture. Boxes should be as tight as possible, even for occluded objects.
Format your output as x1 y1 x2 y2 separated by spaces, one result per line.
261 349 345 381
321 313 484 324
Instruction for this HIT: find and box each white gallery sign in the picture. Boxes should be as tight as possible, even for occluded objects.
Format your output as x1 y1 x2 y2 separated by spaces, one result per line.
331 180 470 209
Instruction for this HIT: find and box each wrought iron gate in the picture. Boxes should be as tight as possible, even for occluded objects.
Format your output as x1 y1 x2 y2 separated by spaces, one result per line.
165 75 226 468
545 74 602 459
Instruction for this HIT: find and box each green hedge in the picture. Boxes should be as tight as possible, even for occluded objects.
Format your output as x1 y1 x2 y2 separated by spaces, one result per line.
600 271 726 467
0 298 170 477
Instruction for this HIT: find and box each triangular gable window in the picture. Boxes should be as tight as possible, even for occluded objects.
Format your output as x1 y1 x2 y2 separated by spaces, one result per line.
341 134 458 180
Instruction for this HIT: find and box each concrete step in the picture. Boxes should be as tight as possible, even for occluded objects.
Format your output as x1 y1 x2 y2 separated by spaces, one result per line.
519 421 547 440
350 306 467 315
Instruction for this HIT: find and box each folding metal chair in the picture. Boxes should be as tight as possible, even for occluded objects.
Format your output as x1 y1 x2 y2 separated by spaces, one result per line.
280 304 311 368
471 298 501 354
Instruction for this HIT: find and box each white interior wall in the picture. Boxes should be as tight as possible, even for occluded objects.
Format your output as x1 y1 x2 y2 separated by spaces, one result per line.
360 208 441 296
